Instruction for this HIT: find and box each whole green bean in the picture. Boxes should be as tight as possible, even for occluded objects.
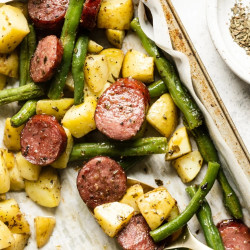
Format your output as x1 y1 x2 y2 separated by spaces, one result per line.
130 18 203 130
48 0 85 99
27 24 37 83
150 162 220 242
69 137 167 162
0 84 44 106
72 35 89 105
19 24 36 86
148 80 168 98
191 125 243 219
186 186 225 250
10 100 37 127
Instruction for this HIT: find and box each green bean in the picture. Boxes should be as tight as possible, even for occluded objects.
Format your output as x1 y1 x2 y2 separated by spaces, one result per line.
19 24 36 86
150 162 220 242
186 186 225 250
148 80 168 98
191 125 243 219
130 18 203 130
48 0 85 99
27 24 37 83
10 100 37 127
72 35 89 105
118 156 146 172
0 84 44 106
69 137 167 162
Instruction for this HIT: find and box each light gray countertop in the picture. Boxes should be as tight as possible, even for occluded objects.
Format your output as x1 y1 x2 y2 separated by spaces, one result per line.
172 0 250 153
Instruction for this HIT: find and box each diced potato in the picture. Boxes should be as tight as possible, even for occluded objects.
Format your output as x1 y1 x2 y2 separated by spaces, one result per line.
105 29 125 49
8 160 25 192
62 96 97 138
51 128 73 169
94 202 134 237
136 187 176 230
2 150 15 169
3 118 24 151
0 199 30 234
36 98 74 121
8 1 28 19
120 184 143 214
34 216 56 248
99 48 124 82
25 167 61 208
166 127 192 161
146 93 178 138
4 233 30 250
16 152 41 181
122 49 154 83
84 82 111 100
0 220 14 249
0 73 7 90
88 40 103 54
84 55 109 93
97 0 134 30
172 151 203 183
0 51 19 78
0 150 10 194
0 5 30 53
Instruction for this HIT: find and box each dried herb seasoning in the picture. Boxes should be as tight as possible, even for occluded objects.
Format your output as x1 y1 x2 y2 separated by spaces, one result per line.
229 2 250 55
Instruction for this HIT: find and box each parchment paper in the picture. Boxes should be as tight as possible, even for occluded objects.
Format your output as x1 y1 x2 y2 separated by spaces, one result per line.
0 0 249 249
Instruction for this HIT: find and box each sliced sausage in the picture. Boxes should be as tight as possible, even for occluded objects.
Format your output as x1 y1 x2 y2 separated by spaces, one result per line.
77 156 127 210
21 114 67 166
95 78 150 141
117 214 161 250
30 35 63 83
217 219 250 250
80 0 102 30
28 0 69 31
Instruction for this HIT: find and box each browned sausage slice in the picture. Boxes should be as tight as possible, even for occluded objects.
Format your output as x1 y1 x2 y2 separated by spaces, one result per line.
117 214 161 250
28 0 69 31
30 35 63 83
80 0 102 30
77 156 127 210
217 219 250 250
21 114 67 166
95 78 150 141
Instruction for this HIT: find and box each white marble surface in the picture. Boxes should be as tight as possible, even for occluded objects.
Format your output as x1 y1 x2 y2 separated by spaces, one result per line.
171 0 250 154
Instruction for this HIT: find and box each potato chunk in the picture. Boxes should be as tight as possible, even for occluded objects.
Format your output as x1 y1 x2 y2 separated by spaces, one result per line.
99 48 124 82
0 150 10 194
0 5 29 53
34 216 56 248
0 51 19 78
97 0 133 30
16 152 41 181
94 202 134 237
25 167 61 208
84 55 109 93
172 151 203 183
122 49 154 83
62 96 97 138
36 98 74 121
105 29 125 49
5 233 30 250
3 118 24 151
0 199 30 234
8 1 28 19
84 82 111 101
120 184 143 214
0 220 14 249
88 40 103 54
166 127 192 161
136 187 176 230
51 128 73 169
